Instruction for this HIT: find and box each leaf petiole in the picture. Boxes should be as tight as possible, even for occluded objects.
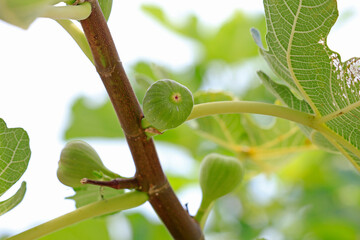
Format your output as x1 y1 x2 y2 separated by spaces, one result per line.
7 191 148 240
194 200 214 229
56 19 94 64
187 101 316 128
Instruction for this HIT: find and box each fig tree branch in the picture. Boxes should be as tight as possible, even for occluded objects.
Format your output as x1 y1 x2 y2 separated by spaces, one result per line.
79 0 203 239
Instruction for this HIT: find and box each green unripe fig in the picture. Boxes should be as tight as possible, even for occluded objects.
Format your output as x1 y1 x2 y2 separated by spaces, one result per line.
57 140 120 188
200 153 243 204
142 79 194 130
196 153 244 228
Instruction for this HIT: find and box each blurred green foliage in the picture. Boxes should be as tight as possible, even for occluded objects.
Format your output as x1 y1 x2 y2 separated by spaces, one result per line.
61 4 360 240
125 213 172 240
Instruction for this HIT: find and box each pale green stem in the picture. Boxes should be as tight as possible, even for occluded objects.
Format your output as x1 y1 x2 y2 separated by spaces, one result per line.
7 191 148 240
194 199 214 229
188 101 316 128
56 19 94 64
41 2 91 20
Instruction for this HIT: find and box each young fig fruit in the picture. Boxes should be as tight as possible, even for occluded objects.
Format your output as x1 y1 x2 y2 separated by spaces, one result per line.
196 153 244 228
57 140 120 188
142 79 194 130
200 153 243 204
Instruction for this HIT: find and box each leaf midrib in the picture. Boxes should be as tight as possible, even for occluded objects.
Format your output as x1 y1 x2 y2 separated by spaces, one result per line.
286 0 320 117
0 131 24 177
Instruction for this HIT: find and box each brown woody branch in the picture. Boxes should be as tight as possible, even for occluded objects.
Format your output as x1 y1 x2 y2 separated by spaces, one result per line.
80 1 203 239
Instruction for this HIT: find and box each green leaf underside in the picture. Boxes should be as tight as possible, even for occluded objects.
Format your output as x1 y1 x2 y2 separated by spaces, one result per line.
0 119 30 197
192 91 311 165
67 185 124 208
256 0 360 169
193 91 246 147
257 71 336 151
0 181 26 216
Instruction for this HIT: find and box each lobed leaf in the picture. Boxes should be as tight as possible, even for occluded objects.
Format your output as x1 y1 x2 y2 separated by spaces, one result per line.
0 118 30 216
0 118 30 196
255 0 360 169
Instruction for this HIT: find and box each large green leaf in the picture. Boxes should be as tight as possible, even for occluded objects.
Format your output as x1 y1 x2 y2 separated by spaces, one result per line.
254 0 360 170
0 119 30 196
0 119 30 215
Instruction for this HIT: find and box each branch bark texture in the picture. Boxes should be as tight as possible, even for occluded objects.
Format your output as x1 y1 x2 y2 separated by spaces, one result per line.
80 1 203 239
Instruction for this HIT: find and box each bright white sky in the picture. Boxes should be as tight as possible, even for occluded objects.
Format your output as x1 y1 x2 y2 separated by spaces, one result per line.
0 0 360 238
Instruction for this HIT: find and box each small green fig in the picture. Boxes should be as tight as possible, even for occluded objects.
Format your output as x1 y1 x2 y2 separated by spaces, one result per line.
57 140 120 188
196 153 244 228
200 153 243 204
142 79 194 130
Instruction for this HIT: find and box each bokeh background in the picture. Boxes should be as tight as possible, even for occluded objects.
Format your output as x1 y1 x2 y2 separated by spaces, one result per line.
0 1 359 239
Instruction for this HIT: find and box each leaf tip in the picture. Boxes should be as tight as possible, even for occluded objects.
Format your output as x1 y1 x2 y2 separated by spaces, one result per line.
250 27 264 49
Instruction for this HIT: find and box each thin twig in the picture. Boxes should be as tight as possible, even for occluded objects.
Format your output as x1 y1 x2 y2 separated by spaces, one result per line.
81 177 140 190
